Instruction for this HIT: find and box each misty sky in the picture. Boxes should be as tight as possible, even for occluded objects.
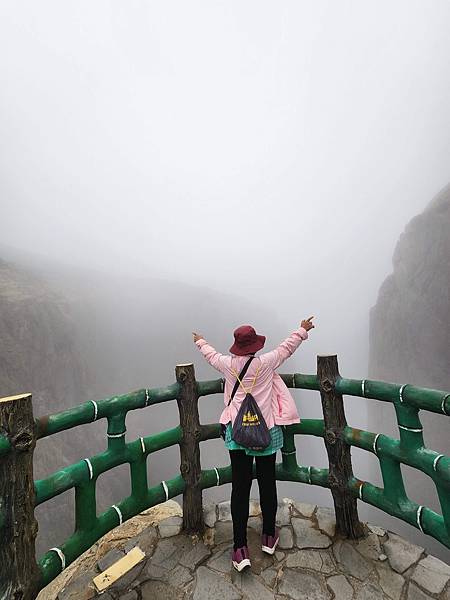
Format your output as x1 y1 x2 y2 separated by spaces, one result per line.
1 1 450 375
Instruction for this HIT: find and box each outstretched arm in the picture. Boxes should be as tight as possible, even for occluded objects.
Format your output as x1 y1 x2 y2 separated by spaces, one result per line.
260 317 315 370
193 332 229 374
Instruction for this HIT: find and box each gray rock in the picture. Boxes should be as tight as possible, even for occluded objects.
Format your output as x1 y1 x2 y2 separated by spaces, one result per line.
260 566 278 587
140 580 185 600
382 533 424 573
218 500 232 521
279 527 294 549
333 541 373 580
286 549 322 571
275 551 285 561
203 503 217 528
124 525 158 556
193 566 241 600
169 564 194 587
292 501 317 518
353 533 381 561
215 521 234 544
278 569 331 600
232 570 275 600
376 562 405 600
179 540 211 569
207 546 232 573
319 550 335 574
315 507 336 537
367 524 386 537
58 570 97 600
354 582 384 600
275 502 291 526
249 499 262 516
406 583 434 600
411 554 450 594
248 516 262 531
97 548 125 572
150 536 192 570
158 515 183 538
119 592 138 600
292 517 332 549
141 562 168 580
326 574 354 600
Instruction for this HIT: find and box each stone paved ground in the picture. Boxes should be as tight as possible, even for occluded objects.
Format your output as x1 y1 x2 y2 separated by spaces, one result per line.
54 499 450 600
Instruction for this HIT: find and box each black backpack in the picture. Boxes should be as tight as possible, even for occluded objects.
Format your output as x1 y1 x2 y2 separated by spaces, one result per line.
224 357 271 450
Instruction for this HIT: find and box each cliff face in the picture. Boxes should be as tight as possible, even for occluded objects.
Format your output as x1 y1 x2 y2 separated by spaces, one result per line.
369 183 450 390
0 258 105 554
368 183 450 559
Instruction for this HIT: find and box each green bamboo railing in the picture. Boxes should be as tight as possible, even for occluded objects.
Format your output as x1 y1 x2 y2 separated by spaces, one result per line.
0 356 449 599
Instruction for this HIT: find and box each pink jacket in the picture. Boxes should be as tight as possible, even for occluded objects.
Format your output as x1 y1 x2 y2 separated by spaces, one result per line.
195 327 308 429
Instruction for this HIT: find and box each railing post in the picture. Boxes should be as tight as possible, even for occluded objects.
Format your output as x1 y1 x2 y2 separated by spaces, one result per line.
317 355 364 538
175 363 204 534
0 394 40 599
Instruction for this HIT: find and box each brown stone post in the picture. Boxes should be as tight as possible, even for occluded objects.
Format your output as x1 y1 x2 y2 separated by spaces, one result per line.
0 394 40 599
175 364 204 534
317 355 364 538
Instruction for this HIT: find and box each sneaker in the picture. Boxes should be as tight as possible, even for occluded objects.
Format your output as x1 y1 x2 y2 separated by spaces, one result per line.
261 527 280 555
231 546 251 571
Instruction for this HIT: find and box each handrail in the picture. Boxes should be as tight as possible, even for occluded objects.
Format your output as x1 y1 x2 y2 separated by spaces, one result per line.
1 357 449 599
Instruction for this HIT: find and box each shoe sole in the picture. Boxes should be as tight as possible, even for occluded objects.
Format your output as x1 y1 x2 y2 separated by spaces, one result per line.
261 539 279 555
232 558 251 572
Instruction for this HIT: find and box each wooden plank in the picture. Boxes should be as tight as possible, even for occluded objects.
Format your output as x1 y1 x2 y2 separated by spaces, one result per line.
93 546 145 592
0 393 32 403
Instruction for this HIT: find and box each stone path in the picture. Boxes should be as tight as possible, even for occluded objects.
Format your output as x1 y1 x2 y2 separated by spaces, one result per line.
55 499 450 600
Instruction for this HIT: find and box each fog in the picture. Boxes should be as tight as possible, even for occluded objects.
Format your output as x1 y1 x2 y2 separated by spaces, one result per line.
1 1 450 560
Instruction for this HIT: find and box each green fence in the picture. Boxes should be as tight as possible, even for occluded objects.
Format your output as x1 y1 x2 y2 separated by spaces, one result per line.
0 355 449 599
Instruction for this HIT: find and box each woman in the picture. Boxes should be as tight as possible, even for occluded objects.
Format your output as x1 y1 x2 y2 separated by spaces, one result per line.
193 317 314 571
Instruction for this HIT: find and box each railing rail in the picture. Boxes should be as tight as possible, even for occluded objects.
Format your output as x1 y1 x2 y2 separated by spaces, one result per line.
1 355 449 599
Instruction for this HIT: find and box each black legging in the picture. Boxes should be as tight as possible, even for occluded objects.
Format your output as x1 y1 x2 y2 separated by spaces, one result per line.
229 449 277 550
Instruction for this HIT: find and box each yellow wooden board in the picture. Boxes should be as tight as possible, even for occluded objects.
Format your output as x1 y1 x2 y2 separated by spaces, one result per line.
0 393 31 403
93 546 145 593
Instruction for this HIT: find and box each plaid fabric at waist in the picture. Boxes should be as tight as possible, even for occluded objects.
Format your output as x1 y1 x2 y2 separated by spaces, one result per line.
224 421 284 456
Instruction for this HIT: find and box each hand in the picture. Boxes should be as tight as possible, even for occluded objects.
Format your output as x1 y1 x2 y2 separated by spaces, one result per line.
300 316 315 332
192 332 204 342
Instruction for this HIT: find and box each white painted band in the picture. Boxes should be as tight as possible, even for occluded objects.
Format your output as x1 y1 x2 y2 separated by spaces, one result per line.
161 480 169 501
361 380 366 397
50 547 66 571
140 437 146 453
282 450 296 455
145 389 150 407
90 400 98 421
221 379 225 392
433 454 444 471
359 483 364 500
292 374 296 388
107 431 126 438
112 504 123 525
399 384 406 403
307 466 311 484
214 467 220 486
373 433 380 455
398 425 423 433
441 394 450 415
83 458 93 480
417 505 424 533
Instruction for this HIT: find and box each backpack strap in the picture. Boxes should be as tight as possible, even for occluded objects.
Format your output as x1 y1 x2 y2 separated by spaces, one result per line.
227 356 255 406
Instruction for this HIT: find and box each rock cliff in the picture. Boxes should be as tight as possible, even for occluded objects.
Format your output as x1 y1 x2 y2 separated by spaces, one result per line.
368 182 450 560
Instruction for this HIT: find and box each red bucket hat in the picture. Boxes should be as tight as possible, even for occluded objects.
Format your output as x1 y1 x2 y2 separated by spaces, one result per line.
229 325 266 356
